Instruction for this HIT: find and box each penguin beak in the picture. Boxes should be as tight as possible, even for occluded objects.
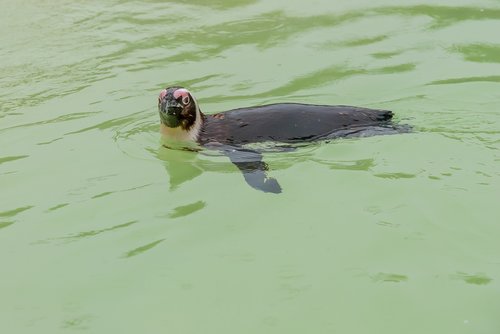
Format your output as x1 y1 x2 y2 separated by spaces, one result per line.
159 97 181 114
159 98 183 128
165 101 183 116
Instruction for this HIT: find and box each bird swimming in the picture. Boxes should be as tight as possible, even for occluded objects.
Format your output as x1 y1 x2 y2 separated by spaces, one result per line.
158 86 408 193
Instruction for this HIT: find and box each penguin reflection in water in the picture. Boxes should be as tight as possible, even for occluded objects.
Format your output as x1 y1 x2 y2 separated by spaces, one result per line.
158 86 408 193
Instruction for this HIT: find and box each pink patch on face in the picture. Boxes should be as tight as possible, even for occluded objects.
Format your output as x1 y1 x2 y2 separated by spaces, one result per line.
159 89 167 100
173 88 190 100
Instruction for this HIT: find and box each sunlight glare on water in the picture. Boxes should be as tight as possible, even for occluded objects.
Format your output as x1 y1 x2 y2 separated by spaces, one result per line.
1 0 500 333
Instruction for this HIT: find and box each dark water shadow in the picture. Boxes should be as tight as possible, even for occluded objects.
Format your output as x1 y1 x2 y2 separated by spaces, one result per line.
136 0 258 9
0 221 14 230
337 35 389 47
0 205 33 218
374 172 416 179
47 203 69 212
452 44 500 64
428 76 500 85
371 50 403 59
169 201 206 218
61 315 92 331
0 155 28 165
0 206 33 231
122 239 165 258
312 158 375 171
55 220 139 243
371 272 408 283
90 183 153 200
156 146 210 191
451 272 492 285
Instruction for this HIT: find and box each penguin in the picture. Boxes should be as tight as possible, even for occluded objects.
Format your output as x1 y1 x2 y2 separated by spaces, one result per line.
158 86 407 193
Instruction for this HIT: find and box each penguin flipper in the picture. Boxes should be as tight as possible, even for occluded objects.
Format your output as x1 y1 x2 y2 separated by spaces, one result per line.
220 146 282 194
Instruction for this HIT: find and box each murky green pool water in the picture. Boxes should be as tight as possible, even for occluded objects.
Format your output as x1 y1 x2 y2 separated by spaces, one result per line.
1 0 500 333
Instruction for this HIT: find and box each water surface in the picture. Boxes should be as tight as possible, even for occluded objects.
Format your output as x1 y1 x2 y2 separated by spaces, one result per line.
1 0 500 333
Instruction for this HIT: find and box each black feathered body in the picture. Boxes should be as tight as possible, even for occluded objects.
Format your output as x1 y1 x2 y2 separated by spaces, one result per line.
198 103 393 145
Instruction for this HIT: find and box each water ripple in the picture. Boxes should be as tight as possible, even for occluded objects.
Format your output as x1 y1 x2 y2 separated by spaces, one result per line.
123 239 165 258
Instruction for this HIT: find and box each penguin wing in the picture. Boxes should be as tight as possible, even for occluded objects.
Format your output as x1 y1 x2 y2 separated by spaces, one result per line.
216 145 282 194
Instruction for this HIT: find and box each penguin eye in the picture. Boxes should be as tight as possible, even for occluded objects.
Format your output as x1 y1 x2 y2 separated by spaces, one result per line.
182 95 190 105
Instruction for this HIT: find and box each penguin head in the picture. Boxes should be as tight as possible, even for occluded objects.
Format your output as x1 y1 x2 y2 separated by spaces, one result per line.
158 87 198 130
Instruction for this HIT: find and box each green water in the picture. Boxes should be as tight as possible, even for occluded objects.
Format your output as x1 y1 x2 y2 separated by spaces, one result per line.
1 0 500 332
